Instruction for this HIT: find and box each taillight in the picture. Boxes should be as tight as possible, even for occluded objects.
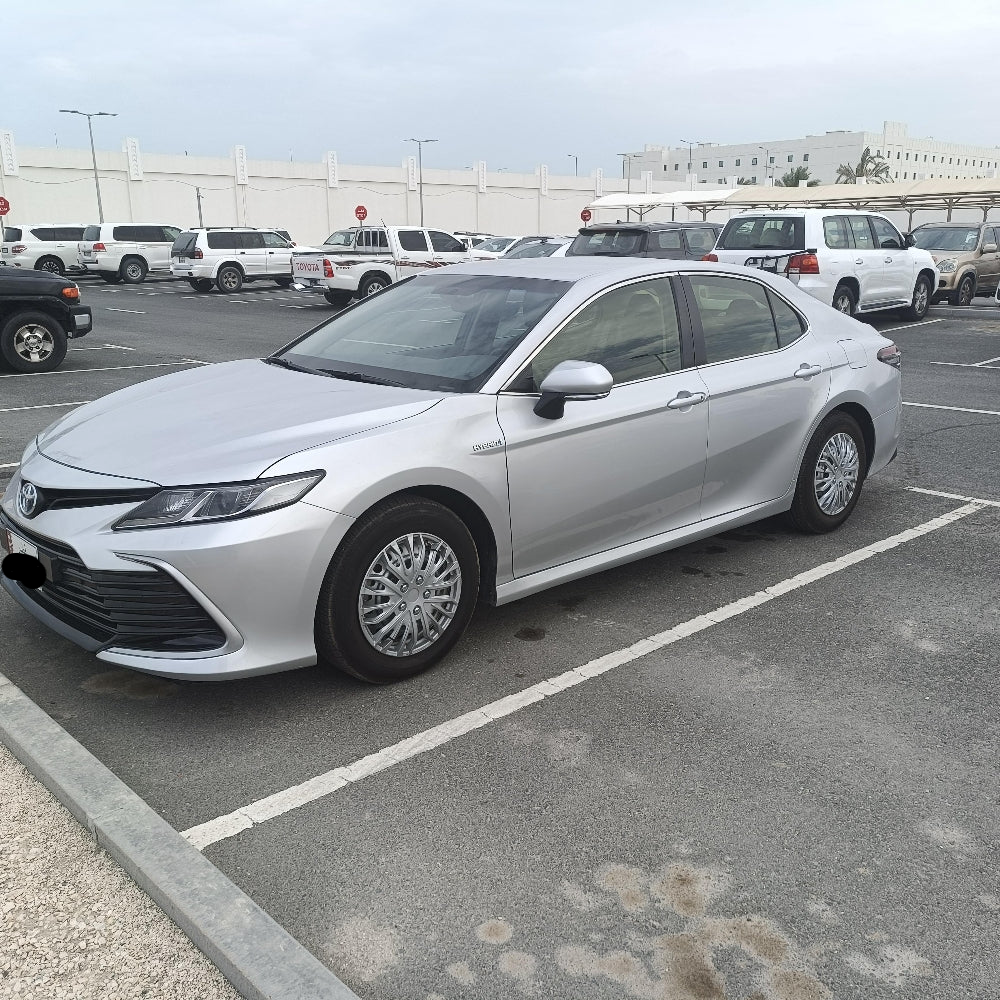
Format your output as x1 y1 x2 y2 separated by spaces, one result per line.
877 343 901 368
12 244 26 254
92 242 106 252
192 248 203 259
323 259 334 278
786 253 819 275
61 286 80 300
702 252 718 262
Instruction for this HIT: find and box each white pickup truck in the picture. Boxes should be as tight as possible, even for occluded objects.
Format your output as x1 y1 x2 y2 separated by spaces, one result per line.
291 226 472 307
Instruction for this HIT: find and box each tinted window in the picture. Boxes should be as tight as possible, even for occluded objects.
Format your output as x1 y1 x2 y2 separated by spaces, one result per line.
172 232 198 252
161 226 182 242
767 289 807 347
717 217 804 252
284 274 569 393
2 228 23 242
567 229 648 257
847 217 875 250
29 227 85 241
207 231 241 250
870 216 903 249
239 232 265 249
397 230 429 252
653 231 682 250
83 225 101 241
823 216 853 250
429 231 466 253
112 226 143 241
687 275 779 363
511 277 682 391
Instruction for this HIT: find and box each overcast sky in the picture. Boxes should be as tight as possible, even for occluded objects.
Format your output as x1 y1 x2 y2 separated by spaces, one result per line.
6 0 1000 176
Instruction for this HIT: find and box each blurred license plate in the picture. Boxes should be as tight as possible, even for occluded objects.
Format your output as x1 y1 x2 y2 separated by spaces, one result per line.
4 529 37 558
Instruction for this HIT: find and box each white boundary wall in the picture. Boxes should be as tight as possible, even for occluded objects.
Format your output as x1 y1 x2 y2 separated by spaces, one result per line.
0 135 701 243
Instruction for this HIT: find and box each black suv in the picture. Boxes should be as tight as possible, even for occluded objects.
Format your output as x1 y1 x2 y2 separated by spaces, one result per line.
0 270 92 372
565 221 722 260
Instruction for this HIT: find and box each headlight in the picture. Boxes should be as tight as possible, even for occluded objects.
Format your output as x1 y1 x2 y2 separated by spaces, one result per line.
936 258 957 273
113 472 324 530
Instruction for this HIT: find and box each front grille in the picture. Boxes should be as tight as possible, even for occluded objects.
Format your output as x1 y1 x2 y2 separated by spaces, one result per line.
2 513 225 653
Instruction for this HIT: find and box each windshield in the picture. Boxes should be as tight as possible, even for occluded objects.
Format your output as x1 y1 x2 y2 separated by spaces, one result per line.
566 230 648 257
912 227 981 252
504 240 566 259
278 273 570 392
717 217 805 252
323 230 356 247
474 237 515 253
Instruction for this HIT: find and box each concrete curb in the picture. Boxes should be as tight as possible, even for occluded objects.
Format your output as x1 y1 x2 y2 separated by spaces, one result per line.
0 672 362 1000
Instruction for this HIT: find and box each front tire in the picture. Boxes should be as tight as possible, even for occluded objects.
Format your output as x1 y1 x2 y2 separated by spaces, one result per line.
35 256 65 276
120 257 148 284
315 496 480 684
950 274 975 306
788 412 867 534
215 265 243 293
0 311 68 373
832 283 857 317
902 274 931 320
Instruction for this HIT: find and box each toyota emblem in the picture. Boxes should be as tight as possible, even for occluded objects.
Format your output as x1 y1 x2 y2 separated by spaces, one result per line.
17 480 40 519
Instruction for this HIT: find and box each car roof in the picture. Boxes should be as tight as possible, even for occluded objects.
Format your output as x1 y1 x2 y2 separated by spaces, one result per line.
729 208 883 219
580 221 720 232
422 256 757 283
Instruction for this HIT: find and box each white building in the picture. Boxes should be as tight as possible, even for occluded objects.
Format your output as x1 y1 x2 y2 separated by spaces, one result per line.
630 120 1000 189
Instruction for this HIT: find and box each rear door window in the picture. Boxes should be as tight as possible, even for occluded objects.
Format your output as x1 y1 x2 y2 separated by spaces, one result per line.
238 232 265 249
687 275 780 363
847 217 876 250
823 216 853 250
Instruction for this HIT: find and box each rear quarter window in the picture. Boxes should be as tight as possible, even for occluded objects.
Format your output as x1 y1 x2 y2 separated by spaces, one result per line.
82 226 101 241
2 227 23 242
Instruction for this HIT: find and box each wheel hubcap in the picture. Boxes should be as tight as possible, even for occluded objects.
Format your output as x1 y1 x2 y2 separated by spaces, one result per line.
960 281 972 305
366 282 384 295
814 432 860 515
835 294 852 314
14 324 55 363
41 260 60 273
914 283 928 313
127 264 141 279
358 532 462 657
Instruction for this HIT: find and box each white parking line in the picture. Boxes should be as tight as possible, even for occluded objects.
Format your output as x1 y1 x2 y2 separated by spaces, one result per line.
69 343 136 352
0 462 19 469
929 362 1000 370
881 319 943 332
1 362 201 379
105 307 146 315
903 401 1000 416
906 487 1000 508
182 500 986 851
0 401 90 413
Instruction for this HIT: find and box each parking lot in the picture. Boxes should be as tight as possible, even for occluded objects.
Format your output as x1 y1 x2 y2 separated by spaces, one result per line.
2 276 999 999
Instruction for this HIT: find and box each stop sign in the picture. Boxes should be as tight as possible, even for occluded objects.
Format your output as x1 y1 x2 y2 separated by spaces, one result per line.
580 208 592 223
355 205 368 222
0 197 10 217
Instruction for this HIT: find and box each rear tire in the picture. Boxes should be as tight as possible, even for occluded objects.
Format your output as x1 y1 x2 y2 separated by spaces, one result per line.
788 412 866 534
215 265 243 293
358 273 390 298
187 278 213 292
274 276 293 288
0 311 68 373
120 257 148 284
832 283 857 317
324 290 353 308
315 496 480 684
35 256 65 276
100 272 122 284
902 274 931 320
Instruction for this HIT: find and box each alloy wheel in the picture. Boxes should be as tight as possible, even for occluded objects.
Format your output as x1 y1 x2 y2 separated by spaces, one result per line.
813 432 860 515
13 323 55 364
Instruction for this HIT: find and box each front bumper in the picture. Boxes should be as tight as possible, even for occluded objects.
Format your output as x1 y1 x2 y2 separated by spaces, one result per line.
1 455 354 680
70 304 92 338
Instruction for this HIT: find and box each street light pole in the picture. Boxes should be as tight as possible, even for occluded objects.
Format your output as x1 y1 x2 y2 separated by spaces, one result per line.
568 153 578 177
617 153 632 219
679 139 704 190
59 109 117 223
758 146 771 184
406 138 438 226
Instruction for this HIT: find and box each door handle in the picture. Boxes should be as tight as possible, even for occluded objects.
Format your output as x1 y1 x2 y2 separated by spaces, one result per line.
667 391 707 409
794 363 823 379
855 258 864 265
884 257 894 263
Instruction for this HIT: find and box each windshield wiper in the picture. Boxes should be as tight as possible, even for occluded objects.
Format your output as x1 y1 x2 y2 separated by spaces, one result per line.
262 356 311 372
317 368 407 387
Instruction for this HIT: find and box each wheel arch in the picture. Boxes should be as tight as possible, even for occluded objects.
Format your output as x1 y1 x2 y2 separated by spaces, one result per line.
834 276 860 301
213 259 245 277
359 269 393 292
33 254 66 272
828 401 876 473
917 267 937 292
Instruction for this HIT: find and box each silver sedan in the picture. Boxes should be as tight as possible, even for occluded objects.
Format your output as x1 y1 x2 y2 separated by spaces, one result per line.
1 258 901 683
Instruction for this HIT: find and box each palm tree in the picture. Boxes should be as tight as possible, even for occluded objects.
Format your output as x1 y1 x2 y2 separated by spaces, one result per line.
775 166 821 187
835 146 892 184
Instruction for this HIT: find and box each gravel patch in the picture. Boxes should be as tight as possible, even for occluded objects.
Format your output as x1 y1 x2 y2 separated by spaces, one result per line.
0 743 241 1000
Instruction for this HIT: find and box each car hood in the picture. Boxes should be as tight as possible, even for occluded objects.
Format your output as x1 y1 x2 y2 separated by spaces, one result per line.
36 359 445 485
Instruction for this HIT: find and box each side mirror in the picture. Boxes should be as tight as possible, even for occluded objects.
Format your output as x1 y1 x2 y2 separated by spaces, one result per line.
880 239 902 250
533 360 613 419
982 242 998 253
903 233 916 248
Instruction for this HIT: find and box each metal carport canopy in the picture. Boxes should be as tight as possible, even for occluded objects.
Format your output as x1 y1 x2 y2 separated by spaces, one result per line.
588 178 1000 224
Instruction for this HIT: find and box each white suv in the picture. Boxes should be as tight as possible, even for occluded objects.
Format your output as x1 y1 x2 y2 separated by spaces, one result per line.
707 209 937 320
77 223 183 284
169 228 308 293
1 224 87 275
